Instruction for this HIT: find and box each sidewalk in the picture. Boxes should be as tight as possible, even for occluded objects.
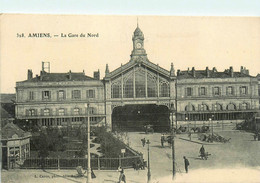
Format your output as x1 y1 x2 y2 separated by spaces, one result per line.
1 168 148 183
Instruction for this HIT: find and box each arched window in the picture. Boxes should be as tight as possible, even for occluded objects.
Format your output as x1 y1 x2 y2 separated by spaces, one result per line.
112 84 121 98
135 71 145 98
200 104 209 111
240 103 249 110
227 103 236 111
160 82 169 97
213 104 222 111
147 74 157 97
124 77 134 98
185 105 195 112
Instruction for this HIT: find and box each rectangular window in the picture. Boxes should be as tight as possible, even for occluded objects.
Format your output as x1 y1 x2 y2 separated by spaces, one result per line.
58 109 65 116
43 109 50 116
72 90 81 99
88 107 95 114
58 90 65 100
87 89 95 98
186 87 192 96
227 86 233 95
200 87 206 96
74 108 80 115
213 87 220 96
29 91 34 100
29 109 36 116
240 86 247 95
43 91 50 99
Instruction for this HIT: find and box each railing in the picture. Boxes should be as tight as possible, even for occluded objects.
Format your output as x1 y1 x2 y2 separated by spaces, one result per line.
20 156 142 170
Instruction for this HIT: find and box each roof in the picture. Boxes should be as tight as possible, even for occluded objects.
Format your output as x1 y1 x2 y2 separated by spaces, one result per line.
1 106 13 119
0 94 16 103
1 122 31 139
20 72 98 83
177 70 253 79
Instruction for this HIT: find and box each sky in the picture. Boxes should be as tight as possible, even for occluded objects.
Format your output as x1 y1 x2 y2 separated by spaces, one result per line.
0 1 260 93
0 15 260 93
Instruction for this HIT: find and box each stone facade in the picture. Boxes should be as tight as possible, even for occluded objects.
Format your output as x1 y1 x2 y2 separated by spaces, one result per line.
176 67 259 122
16 68 106 127
15 25 259 130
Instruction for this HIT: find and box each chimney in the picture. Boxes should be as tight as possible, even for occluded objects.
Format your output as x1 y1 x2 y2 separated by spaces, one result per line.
206 67 210 77
230 66 234 77
68 70 72 80
93 69 100 80
240 66 244 74
192 67 196 77
27 69 33 80
40 71 43 81
244 67 249 75
177 69 180 76
42 62 44 72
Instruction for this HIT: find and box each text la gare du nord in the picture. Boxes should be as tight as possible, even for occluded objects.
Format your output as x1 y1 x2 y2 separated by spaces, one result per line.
16 33 99 38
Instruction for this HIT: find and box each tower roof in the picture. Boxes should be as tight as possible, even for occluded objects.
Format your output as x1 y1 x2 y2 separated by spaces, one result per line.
133 26 144 38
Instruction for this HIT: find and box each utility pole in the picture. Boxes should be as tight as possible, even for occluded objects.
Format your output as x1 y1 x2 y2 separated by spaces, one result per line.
86 103 92 183
172 111 176 179
147 139 151 183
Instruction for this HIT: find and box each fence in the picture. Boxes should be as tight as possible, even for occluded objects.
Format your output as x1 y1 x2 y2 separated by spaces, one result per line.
20 156 142 170
178 120 242 132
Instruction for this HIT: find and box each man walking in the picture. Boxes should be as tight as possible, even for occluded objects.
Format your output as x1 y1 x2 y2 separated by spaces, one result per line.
199 145 206 159
183 156 190 173
141 138 146 147
161 134 165 147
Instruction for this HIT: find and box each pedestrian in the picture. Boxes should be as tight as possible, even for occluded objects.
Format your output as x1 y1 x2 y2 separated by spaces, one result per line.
183 156 190 173
199 145 205 159
118 166 126 183
91 168 96 179
161 134 165 147
188 131 191 141
141 138 146 147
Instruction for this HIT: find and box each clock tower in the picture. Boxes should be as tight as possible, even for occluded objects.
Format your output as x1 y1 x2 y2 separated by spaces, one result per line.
130 24 147 62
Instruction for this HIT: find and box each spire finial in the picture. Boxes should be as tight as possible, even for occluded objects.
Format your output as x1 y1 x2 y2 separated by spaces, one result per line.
137 17 139 28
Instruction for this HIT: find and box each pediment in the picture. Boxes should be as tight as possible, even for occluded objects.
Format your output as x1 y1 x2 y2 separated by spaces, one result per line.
105 58 170 80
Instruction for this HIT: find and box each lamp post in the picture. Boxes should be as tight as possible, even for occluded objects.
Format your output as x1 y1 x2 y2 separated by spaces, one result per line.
209 117 212 136
86 103 92 183
185 117 189 131
170 105 176 179
146 139 151 183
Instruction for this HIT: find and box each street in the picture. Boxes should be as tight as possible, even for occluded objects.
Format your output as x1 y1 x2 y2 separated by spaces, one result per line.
2 130 260 183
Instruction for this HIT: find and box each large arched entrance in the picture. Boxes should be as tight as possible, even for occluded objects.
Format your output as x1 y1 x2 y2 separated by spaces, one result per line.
112 104 170 132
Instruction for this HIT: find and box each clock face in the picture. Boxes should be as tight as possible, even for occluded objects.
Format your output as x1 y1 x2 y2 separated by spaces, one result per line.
136 42 142 48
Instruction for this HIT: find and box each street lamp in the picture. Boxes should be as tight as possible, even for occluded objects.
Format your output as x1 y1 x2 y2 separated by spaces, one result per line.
185 117 189 131
146 139 151 183
209 117 213 136
170 104 176 179
85 103 92 183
